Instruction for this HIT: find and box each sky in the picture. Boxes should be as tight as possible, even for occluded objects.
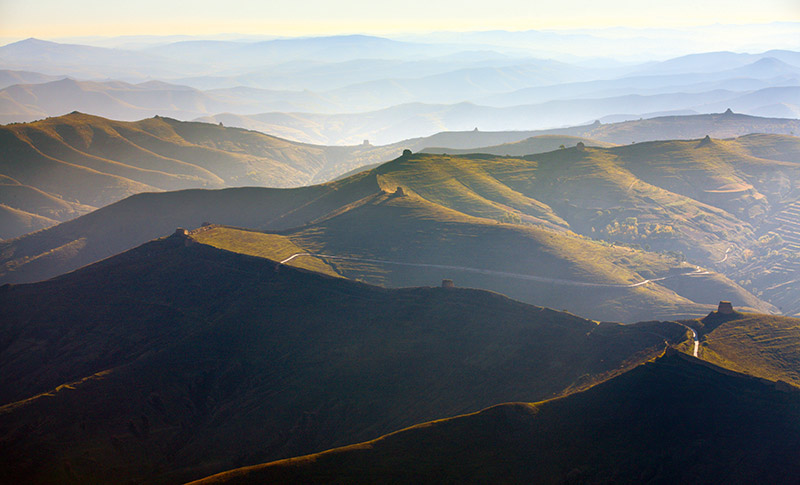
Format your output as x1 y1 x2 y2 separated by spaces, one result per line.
1 0 799 39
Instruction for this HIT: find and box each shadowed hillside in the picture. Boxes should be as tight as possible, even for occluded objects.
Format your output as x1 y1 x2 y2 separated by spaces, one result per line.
0 171 381 284
0 233 685 483
190 353 800 485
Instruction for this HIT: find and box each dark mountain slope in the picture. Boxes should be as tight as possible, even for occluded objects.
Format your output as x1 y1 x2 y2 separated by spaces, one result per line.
191 353 800 485
0 171 381 284
0 234 684 483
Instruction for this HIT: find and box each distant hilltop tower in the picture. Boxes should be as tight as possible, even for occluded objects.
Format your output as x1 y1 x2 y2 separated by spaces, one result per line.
576 141 586 151
717 301 734 314
173 227 193 247
442 279 455 288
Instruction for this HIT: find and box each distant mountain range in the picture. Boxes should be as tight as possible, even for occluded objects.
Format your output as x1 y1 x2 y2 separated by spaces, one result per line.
1 37 798 144
2 77 797 145
198 90 799 145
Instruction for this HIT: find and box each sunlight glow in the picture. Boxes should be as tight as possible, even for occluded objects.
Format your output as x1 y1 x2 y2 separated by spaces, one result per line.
1 0 799 38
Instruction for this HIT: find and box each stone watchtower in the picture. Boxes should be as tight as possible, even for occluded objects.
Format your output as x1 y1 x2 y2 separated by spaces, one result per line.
441 279 455 288
717 301 734 314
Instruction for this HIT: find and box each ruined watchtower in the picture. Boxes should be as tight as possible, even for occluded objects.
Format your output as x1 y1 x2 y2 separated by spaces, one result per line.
717 301 734 314
441 279 455 288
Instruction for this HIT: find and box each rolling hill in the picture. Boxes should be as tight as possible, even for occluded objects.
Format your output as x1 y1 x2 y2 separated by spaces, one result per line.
189 352 800 485
2 111 799 239
421 134 616 156
0 170 384 284
0 69 61 89
0 112 403 236
5 135 797 319
0 203 57 239
0 232 685 483
1 146 778 322
192 190 771 322
0 112 647 238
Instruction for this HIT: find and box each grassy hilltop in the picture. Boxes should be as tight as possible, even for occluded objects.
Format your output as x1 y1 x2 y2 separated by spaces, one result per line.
684 309 800 386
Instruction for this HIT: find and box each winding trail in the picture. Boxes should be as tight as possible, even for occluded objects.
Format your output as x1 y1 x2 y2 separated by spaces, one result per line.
715 247 732 264
675 323 700 357
280 253 311 264
279 252 710 289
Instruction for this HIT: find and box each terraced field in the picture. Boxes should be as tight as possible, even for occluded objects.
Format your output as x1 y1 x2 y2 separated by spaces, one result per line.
774 202 800 257
757 201 800 316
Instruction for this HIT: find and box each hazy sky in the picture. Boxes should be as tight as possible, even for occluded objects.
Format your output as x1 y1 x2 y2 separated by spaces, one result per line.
2 0 799 39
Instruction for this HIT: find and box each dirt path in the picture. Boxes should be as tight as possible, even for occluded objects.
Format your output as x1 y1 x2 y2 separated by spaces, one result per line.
676 323 700 357
715 247 732 264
